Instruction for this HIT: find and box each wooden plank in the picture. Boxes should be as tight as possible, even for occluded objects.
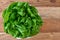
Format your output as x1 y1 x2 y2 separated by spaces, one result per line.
0 7 60 32
16 0 60 6
0 0 60 7
1 19 60 32
41 19 60 32
37 7 60 19
0 0 60 32
0 32 60 40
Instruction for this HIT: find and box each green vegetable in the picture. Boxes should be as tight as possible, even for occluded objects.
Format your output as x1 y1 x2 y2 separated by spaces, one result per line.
2 2 43 38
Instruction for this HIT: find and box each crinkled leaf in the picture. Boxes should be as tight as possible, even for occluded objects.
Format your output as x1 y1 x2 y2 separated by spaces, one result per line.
2 2 43 38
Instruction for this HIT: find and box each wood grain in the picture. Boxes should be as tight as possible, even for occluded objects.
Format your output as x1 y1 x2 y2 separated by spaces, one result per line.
0 0 60 40
0 0 60 32
0 7 60 32
17 0 60 7
0 0 60 7
0 32 60 40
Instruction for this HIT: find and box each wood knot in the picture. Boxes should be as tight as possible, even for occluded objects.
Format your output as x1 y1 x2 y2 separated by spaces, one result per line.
37 0 40 2
50 0 56 3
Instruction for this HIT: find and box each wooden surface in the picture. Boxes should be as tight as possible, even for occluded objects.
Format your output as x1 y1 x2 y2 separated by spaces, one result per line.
0 32 60 40
0 0 60 7
0 0 60 40
0 7 60 32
